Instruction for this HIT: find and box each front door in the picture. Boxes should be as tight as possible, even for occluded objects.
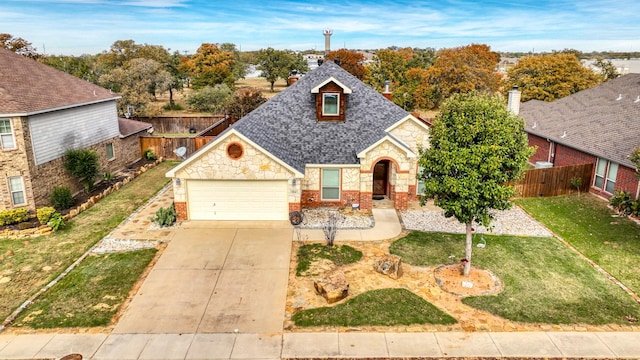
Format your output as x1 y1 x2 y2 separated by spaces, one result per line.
373 161 389 196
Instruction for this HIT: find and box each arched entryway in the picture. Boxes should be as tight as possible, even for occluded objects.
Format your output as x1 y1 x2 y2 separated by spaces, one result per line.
373 160 390 199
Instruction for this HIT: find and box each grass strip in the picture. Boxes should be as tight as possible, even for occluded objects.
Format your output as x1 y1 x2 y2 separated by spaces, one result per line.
392 231 640 324
292 288 457 327
296 243 362 276
14 249 156 328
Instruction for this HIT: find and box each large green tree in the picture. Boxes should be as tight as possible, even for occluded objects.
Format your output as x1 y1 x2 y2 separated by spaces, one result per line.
418 92 534 276
505 53 601 102
180 43 236 89
99 58 172 116
256 48 308 92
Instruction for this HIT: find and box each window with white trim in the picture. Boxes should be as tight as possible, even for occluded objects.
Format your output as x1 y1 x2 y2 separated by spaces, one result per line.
321 168 340 200
593 158 618 194
0 119 16 150
106 142 115 160
322 93 339 116
9 176 26 206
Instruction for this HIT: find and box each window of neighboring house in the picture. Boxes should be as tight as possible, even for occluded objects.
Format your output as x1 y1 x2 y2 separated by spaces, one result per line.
106 142 115 160
9 176 26 206
0 119 16 150
322 93 339 116
321 168 340 200
593 158 618 194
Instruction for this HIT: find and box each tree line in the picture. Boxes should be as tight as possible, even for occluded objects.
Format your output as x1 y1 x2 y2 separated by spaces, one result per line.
1 33 621 117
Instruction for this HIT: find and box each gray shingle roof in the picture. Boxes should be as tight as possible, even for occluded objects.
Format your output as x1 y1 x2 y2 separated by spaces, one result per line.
232 61 410 172
520 74 640 168
0 47 118 115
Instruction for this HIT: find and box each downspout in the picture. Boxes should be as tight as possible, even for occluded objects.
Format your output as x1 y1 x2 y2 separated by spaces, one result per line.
636 179 640 200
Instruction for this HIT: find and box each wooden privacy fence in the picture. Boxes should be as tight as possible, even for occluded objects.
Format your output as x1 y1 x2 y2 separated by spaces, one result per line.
140 137 210 160
515 163 593 198
136 115 225 134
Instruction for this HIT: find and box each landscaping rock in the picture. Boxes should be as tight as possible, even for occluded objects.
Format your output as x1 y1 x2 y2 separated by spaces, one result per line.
373 254 403 279
314 270 349 303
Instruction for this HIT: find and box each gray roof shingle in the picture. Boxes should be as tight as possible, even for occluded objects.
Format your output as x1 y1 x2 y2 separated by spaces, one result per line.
520 74 640 168
232 61 410 172
0 47 119 115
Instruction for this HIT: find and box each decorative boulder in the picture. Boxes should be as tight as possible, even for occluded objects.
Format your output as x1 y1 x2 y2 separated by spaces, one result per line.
373 254 402 279
314 270 349 304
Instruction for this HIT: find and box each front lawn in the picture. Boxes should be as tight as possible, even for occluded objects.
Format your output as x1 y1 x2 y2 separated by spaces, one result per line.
292 288 457 327
516 194 640 295
14 249 156 328
0 161 176 322
391 231 640 325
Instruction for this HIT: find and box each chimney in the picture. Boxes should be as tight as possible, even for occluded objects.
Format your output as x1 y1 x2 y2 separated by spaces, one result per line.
507 86 521 115
317 59 324 66
334 57 341 66
382 80 392 101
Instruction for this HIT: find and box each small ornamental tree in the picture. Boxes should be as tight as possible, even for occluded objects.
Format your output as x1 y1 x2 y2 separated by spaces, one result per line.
630 146 640 179
64 148 100 192
418 92 535 276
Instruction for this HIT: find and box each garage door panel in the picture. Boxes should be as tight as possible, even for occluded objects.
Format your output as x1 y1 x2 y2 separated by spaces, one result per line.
187 180 288 221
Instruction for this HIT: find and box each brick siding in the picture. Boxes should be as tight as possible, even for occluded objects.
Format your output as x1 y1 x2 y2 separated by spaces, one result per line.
174 201 188 221
528 134 551 164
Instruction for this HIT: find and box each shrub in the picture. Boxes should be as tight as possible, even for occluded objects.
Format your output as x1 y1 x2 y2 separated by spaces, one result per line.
103 172 114 181
36 207 57 224
609 190 640 217
51 186 74 210
47 213 65 231
163 102 184 111
186 84 232 113
143 149 158 161
64 148 100 192
151 203 177 227
0 208 29 226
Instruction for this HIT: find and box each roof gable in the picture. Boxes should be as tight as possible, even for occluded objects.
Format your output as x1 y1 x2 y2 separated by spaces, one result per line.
311 76 352 94
520 74 640 168
230 61 411 172
0 48 119 116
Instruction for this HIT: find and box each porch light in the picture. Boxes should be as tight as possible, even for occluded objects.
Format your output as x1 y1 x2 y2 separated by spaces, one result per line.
175 178 181 186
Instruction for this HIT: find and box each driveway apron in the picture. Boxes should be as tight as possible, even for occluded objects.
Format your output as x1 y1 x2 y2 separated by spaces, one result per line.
113 225 292 334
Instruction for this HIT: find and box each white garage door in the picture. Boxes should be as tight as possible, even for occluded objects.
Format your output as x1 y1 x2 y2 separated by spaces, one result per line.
187 180 288 221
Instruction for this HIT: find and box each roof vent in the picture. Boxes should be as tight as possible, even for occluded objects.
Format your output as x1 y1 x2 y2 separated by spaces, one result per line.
531 122 537 129
616 94 623 101
334 58 341 66
560 130 567 138
634 95 640 103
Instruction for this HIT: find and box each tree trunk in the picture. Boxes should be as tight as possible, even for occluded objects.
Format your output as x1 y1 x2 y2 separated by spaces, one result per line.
169 87 175 107
464 221 473 277
270 81 275 92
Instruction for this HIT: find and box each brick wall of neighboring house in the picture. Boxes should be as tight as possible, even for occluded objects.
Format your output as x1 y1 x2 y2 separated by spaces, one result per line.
553 143 597 167
528 134 552 163
591 164 639 200
0 117 35 211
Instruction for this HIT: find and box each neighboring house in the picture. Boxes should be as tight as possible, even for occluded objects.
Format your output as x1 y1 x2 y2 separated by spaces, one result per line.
515 74 640 199
166 61 430 221
0 47 151 211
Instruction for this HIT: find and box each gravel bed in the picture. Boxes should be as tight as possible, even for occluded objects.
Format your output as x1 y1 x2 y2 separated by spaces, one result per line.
91 238 161 254
298 208 374 229
401 206 553 237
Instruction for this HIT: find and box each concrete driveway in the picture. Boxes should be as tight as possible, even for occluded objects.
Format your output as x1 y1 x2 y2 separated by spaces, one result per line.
113 222 292 334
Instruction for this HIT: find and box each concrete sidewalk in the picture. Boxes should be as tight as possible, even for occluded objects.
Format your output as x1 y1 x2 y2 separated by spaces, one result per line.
1 331 640 359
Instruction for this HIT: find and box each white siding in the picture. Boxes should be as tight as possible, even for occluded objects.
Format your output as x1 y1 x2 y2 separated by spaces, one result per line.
29 101 120 165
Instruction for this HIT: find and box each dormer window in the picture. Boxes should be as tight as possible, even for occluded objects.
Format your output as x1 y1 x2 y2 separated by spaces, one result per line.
323 93 340 116
311 76 352 122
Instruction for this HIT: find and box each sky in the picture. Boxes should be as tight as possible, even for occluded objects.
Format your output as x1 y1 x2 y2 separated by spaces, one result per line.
2 0 640 56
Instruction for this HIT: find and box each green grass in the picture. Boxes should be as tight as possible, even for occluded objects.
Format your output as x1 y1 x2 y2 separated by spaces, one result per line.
292 288 457 327
516 194 640 295
0 161 177 322
392 231 640 324
296 243 362 276
14 249 156 328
